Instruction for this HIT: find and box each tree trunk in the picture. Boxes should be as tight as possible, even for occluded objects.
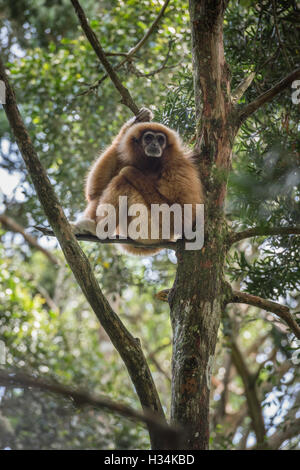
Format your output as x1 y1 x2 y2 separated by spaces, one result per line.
169 0 234 449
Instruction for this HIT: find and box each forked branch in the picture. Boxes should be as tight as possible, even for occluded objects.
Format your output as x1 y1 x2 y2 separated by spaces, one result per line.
71 0 139 114
73 0 171 96
0 214 59 265
157 285 300 338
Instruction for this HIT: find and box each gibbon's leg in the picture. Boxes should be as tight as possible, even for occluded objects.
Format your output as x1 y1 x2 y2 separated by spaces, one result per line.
85 107 153 203
95 169 161 255
71 108 153 235
120 166 179 242
95 169 146 234
83 197 100 220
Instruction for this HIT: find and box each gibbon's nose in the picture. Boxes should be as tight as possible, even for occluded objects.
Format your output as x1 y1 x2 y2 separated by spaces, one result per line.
146 144 162 157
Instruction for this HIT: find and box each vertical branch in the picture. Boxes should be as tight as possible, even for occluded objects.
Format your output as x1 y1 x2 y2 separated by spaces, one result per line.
190 0 229 125
189 0 233 205
271 0 292 69
231 341 266 447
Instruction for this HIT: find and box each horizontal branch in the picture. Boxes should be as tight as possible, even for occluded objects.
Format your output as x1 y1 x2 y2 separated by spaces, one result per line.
0 214 59 265
71 0 139 114
239 68 300 123
230 226 300 245
0 370 181 446
158 285 300 338
230 290 300 339
35 226 177 251
230 340 266 446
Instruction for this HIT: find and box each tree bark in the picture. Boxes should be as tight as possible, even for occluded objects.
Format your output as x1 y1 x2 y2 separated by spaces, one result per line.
168 0 233 449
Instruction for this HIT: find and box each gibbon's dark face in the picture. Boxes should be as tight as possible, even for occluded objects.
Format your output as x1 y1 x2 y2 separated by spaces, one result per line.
141 131 167 158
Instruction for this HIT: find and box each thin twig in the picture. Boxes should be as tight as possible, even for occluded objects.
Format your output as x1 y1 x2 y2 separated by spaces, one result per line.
126 0 171 57
78 0 171 94
271 0 292 70
126 39 177 78
230 225 300 245
127 61 178 78
0 213 60 265
71 0 139 114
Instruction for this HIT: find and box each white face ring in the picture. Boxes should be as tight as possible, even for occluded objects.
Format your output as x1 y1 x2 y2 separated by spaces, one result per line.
142 132 166 157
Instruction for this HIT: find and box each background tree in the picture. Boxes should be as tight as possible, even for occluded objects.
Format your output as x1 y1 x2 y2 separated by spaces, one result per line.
0 0 299 450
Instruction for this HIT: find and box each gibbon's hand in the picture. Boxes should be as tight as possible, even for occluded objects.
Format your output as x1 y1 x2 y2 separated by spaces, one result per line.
134 107 153 124
119 165 143 179
126 108 153 128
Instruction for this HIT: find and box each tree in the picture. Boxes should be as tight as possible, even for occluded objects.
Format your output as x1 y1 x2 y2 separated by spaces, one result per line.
0 0 299 450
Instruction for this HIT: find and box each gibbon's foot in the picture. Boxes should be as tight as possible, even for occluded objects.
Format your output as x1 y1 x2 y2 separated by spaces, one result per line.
70 217 96 235
134 107 153 124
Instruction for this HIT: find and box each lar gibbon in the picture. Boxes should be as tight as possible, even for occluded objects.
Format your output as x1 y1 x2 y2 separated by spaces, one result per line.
73 108 204 254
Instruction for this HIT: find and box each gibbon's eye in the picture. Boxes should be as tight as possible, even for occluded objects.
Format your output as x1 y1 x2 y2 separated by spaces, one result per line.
157 133 166 147
143 132 155 144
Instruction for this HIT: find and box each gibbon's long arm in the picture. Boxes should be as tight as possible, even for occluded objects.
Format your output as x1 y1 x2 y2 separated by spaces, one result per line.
119 166 173 206
85 122 129 201
83 108 153 221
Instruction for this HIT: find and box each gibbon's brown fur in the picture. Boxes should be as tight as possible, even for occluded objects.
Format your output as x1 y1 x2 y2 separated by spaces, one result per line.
80 109 204 255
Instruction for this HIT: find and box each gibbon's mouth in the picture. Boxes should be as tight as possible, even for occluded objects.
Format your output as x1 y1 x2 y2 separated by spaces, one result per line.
145 146 162 158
